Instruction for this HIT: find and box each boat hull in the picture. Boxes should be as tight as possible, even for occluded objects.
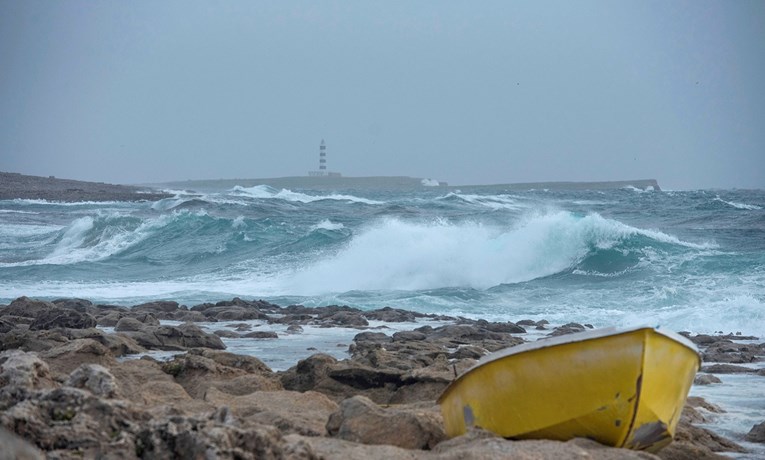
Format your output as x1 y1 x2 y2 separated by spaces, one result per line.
438 327 700 452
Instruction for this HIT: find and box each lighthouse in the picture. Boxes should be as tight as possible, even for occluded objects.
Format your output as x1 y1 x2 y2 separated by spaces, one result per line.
309 139 341 177
319 139 327 173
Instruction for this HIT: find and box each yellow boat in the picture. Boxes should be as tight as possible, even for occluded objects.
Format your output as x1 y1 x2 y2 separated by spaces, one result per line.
438 326 700 452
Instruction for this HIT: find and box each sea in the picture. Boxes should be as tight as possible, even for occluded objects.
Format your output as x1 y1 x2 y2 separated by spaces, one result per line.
1 182 763 456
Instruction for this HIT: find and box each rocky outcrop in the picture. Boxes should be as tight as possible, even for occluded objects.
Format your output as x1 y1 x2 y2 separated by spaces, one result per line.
326 396 445 449
0 297 759 459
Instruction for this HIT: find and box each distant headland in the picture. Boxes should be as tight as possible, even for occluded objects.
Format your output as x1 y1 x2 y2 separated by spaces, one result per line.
0 172 661 201
0 172 171 202
158 176 661 192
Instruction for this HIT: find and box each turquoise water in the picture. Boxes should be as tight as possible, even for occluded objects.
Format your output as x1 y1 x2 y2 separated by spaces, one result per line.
1 183 764 454
1 184 763 336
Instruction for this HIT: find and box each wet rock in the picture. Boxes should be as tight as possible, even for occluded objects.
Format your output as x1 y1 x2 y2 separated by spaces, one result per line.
700 364 756 374
362 307 423 322
131 300 181 316
243 331 279 339
190 298 270 322
286 324 304 334
319 311 369 328
65 364 118 398
354 331 393 343
473 319 526 334
214 330 241 338
746 421 765 443
326 395 446 449
702 342 762 364
549 322 587 336
693 374 722 385
120 322 226 351
393 331 427 342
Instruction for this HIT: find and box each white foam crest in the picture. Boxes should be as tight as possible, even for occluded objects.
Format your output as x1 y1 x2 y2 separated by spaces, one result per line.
439 192 526 210
0 209 38 214
714 196 762 210
622 185 654 193
285 213 597 293
310 219 345 231
421 178 440 186
232 216 246 229
230 185 383 205
282 211 720 294
1 212 178 267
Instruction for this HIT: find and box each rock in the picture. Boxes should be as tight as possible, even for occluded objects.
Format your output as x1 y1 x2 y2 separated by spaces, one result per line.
693 374 722 385
354 331 393 343
280 353 338 393
434 431 660 459
393 331 427 342
96 311 123 327
473 319 526 334
549 322 587 336
0 317 15 333
206 388 338 436
40 339 116 376
0 386 149 453
65 364 118 398
362 307 423 322
243 331 279 339
109 359 195 408
134 412 298 460
0 426 45 460
51 298 95 312
283 434 420 460
160 350 281 399
326 395 446 449
702 342 762 364
131 300 180 315
700 364 756 374
0 349 56 389
320 311 369 327
114 316 146 332
214 330 241 338
0 297 57 319
28 308 97 330
120 322 226 351
746 421 765 443
286 324 304 334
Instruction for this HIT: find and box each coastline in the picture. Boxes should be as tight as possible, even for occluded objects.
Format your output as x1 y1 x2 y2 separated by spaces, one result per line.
0 172 171 202
1 296 761 459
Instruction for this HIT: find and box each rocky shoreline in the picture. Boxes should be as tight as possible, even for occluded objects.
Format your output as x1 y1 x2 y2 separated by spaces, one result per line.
1 296 763 459
0 172 171 202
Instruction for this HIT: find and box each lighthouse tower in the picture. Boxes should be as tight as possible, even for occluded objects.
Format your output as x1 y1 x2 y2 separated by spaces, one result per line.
319 139 327 174
308 139 341 177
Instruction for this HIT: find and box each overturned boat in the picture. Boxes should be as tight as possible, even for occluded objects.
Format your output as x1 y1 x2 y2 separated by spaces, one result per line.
438 326 700 452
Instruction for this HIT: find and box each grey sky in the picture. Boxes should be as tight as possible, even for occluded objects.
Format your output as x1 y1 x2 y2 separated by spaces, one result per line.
1 1 763 190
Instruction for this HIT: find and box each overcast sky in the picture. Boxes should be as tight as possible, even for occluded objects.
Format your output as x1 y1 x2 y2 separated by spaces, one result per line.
1 1 763 190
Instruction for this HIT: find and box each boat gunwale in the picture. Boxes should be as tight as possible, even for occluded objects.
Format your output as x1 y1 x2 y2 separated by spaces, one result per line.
437 325 701 404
